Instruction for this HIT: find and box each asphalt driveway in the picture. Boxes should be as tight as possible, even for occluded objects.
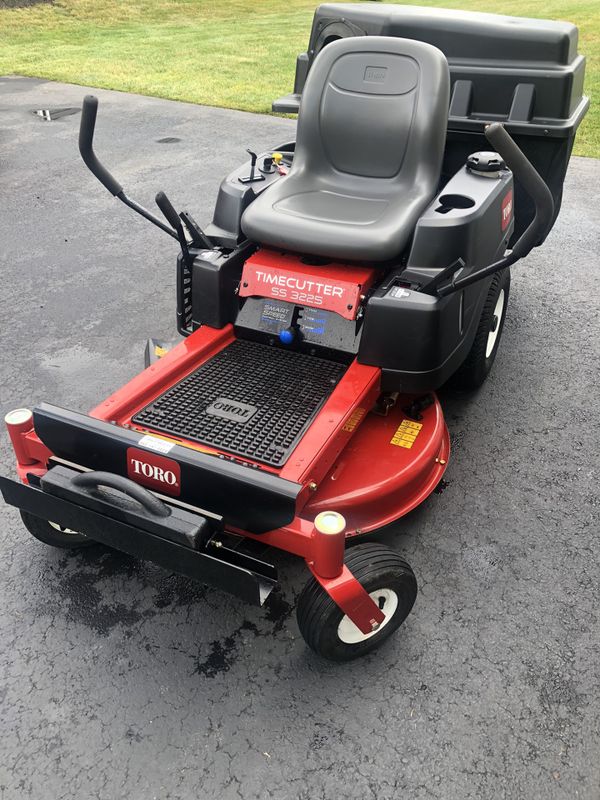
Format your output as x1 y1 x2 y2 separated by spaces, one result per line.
0 76 599 800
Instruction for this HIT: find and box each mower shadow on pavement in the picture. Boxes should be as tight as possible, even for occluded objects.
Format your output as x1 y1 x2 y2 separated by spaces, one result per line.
27 509 423 676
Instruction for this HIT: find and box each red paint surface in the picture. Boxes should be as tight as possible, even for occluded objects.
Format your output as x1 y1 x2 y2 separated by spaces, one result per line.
310 564 386 634
90 324 236 425
280 359 381 489
240 249 376 320
14 328 448 540
7 322 450 632
303 398 450 534
5 413 36 466
311 526 346 579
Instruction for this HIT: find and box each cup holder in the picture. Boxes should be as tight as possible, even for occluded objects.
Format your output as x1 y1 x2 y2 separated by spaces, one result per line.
435 194 476 214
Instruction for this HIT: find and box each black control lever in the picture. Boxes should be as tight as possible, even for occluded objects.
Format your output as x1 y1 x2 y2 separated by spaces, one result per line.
78 96 123 197
78 95 178 241
247 149 257 180
155 191 192 265
419 258 465 295
437 123 554 298
179 210 213 250
484 122 555 259
238 149 265 184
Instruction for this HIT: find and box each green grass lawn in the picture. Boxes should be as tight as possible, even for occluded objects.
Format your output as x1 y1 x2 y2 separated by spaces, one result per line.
0 0 597 156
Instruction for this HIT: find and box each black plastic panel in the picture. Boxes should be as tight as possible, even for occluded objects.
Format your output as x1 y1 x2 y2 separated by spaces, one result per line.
205 144 295 249
189 242 252 331
358 274 491 393
274 4 588 132
0 475 276 605
235 297 362 357
405 164 514 273
32 403 301 534
357 161 513 391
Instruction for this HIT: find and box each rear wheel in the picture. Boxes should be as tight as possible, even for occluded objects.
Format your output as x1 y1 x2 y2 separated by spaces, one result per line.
452 268 510 390
297 543 417 661
20 511 93 549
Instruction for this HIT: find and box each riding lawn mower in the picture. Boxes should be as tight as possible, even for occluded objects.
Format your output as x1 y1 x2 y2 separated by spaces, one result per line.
0 4 589 660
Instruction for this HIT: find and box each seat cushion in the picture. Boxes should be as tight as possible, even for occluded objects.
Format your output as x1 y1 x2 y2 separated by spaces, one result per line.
244 180 428 261
274 190 388 225
241 36 450 262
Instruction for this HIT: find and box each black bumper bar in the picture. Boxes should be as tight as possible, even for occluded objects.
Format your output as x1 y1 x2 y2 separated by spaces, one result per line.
33 403 302 533
0 467 277 606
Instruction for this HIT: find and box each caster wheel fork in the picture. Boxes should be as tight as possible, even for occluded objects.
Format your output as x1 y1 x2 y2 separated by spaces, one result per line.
297 543 418 661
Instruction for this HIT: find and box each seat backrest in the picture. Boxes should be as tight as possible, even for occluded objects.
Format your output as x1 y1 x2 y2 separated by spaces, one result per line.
292 35 450 197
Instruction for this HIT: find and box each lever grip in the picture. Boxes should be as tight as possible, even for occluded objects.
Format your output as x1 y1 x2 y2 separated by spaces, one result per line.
484 122 554 257
435 125 556 298
71 471 170 518
79 95 123 197
155 190 183 233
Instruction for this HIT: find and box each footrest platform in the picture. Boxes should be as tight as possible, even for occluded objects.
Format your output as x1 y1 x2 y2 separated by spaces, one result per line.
133 340 347 467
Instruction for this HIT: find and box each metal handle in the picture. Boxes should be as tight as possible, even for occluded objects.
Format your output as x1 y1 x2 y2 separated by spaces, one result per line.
484 122 555 258
155 191 183 233
79 96 123 197
78 95 178 240
437 123 555 297
71 471 170 518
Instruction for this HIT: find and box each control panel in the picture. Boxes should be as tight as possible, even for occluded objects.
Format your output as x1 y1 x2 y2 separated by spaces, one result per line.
235 297 362 357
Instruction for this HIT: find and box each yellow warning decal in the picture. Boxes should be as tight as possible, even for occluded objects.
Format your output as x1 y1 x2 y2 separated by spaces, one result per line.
343 407 366 433
390 419 423 448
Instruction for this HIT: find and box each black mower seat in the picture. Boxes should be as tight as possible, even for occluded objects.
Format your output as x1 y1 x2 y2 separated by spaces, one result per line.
242 36 450 262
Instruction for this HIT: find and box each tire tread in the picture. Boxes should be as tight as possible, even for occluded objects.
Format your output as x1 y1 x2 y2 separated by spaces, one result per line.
452 269 510 390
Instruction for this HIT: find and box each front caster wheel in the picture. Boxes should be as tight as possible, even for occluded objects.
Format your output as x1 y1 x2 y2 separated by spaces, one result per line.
20 511 93 549
297 543 417 662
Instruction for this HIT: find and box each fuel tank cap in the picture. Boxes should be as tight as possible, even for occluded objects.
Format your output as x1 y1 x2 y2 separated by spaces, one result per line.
467 151 506 176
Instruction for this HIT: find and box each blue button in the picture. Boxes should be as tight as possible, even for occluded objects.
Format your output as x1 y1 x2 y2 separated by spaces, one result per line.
279 328 294 345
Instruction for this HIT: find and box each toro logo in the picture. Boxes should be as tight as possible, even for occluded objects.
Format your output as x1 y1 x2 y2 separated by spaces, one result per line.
364 66 388 83
126 447 181 496
501 189 513 231
205 397 257 423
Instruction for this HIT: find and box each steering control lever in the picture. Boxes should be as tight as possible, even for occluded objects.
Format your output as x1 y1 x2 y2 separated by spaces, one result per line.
155 191 192 265
78 95 179 240
179 210 213 250
436 123 554 297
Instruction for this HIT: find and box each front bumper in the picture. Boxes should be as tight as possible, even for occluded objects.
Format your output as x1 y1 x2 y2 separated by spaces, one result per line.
0 465 277 606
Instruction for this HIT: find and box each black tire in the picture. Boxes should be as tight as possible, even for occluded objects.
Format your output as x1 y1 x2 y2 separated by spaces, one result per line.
296 543 417 661
20 511 93 549
452 268 511 391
